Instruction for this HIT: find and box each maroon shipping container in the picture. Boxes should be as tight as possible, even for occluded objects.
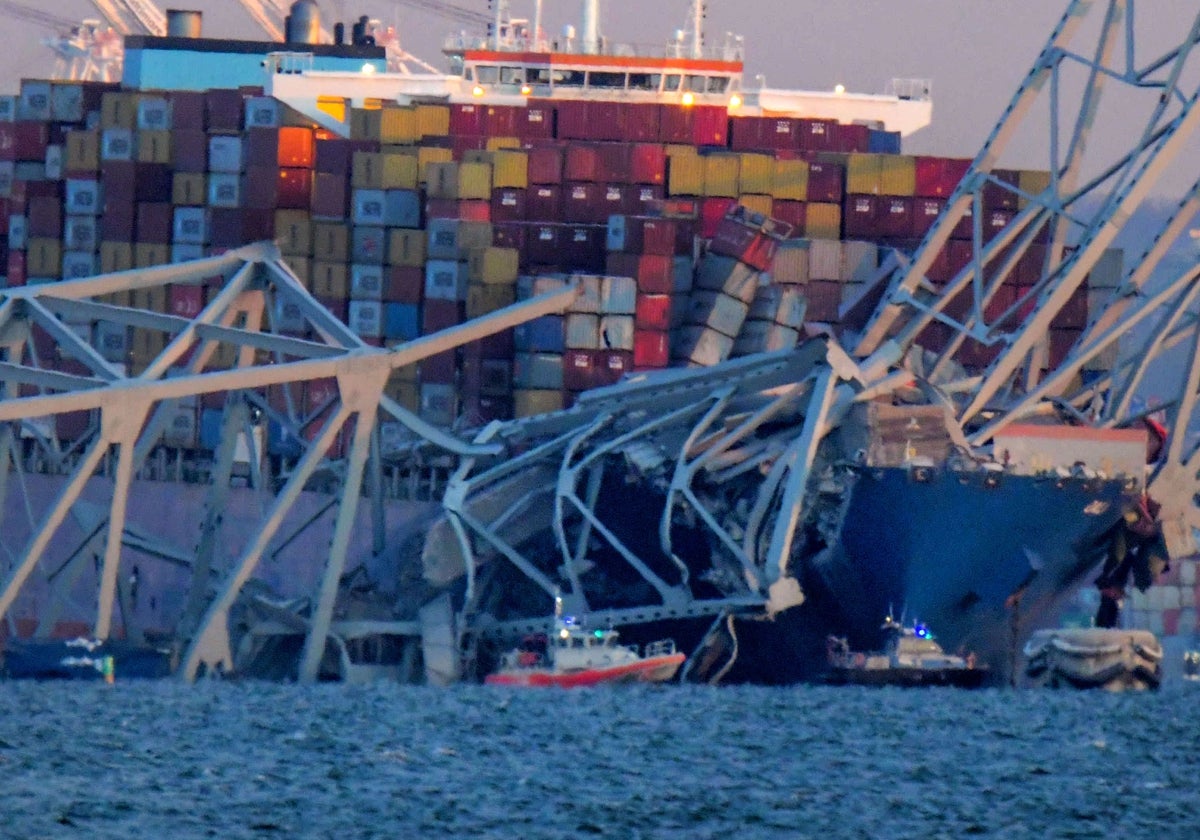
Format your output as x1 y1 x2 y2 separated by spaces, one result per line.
242 164 278 209
168 284 205 319
525 184 562 220
14 121 49 161
1016 244 1047 285
490 187 527 222
424 198 459 220
385 266 424 304
526 223 562 265
136 201 172 243
606 252 673 294
596 143 631 183
628 143 666 185
983 168 1020 212
770 200 806 236
171 90 206 130
101 200 135 242
527 144 564 184
911 197 944 237
633 329 670 367
806 161 844 203
315 137 354 174
450 103 486 136
208 208 245 246
984 209 1014 243
763 117 799 150
172 129 208 173
623 184 666 217
635 293 672 330
563 349 596 391
277 167 312 209
729 116 765 152
599 350 633 384
700 197 737 238
561 224 605 271
597 184 627 221
6 250 25 286
555 100 589 140
27 195 63 238
694 105 729 147
877 196 915 239
244 128 281 168
450 135 488 160
609 216 677 255
709 216 777 271
422 298 460 332
310 172 348 219
950 202 976 240
834 123 871 153
805 280 843 322
492 221 527 252
483 104 519 137
621 104 662 143
205 89 244 132
914 156 970 199
842 194 880 239
984 284 1019 325
563 182 603 223
0 123 16 161
517 103 554 140
796 119 836 152
565 143 602 182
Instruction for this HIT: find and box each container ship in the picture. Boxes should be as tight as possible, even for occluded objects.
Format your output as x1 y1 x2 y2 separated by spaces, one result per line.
0 1 1169 684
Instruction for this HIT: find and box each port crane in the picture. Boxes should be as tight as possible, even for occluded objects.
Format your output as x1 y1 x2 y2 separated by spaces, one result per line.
0 1 122 81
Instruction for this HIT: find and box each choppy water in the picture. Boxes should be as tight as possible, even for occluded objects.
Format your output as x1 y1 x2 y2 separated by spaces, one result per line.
0 681 1195 839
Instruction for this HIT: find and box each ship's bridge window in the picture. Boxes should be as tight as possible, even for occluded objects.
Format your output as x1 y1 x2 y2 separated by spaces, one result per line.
685 74 707 92
628 72 660 91
475 65 500 84
707 76 730 93
526 67 553 85
552 69 586 86
664 74 682 91
587 71 626 89
499 66 524 85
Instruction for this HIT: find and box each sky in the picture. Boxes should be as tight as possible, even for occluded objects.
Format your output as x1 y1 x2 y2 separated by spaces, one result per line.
2 1 1198 199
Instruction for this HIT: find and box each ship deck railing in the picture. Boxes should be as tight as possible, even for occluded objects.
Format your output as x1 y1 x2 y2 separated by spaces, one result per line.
443 34 743 63
644 639 677 658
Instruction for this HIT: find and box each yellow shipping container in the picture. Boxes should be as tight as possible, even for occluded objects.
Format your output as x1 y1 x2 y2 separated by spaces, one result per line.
100 91 137 130
380 152 419 189
172 173 206 206
282 254 310 283
100 242 133 274
311 261 349 298
738 195 773 217
514 389 564 417
805 203 843 239
379 105 420 145
1018 169 1051 208
667 151 705 196
312 223 350 262
417 146 454 184
387 229 426 267
425 161 459 199
131 287 166 313
703 153 740 198
352 151 384 189
845 153 883 195
485 136 521 151
350 107 382 141
136 130 172 164
491 150 528 189
135 243 169 268
99 290 132 307
275 209 312 256
738 153 774 195
468 247 519 284
771 159 809 201
458 161 492 200
466 282 517 318
27 238 62 277
878 154 916 196
65 131 99 172
416 104 450 138
665 144 696 159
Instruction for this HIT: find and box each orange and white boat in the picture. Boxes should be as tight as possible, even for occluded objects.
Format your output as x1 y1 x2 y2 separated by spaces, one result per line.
485 602 685 687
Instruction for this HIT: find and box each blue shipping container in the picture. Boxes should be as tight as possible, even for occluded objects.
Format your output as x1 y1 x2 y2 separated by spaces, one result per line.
267 418 304 457
867 129 902 154
384 189 422 228
199 408 224 451
384 302 421 340
514 315 566 353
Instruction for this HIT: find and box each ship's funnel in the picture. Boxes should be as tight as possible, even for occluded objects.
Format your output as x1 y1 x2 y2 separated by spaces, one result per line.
581 0 600 54
285 0 322 44
165 9 202 38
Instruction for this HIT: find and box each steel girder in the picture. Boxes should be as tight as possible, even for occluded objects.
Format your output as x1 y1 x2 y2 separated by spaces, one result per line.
0 241 577 681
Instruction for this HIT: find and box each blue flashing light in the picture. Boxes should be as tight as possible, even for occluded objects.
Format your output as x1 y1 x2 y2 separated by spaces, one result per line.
915 623 929 638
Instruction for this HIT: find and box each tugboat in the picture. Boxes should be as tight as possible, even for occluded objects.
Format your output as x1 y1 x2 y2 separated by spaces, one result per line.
485 598 685 688
825 616 989 688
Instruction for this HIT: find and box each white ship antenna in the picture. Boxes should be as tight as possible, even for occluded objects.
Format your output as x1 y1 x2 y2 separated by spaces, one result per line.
532 0 543 50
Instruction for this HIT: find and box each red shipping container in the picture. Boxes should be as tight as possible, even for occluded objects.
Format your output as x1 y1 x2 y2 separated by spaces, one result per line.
842 194 880 239
449 103 485 135
168 284 205 318
492 221 526 252
277 167 312 209
171 90 206 130
205 89 244 132
484 105 519 137
27 195 63 238
516 104 554 140
877 196 915 239
621 184 663 217
628 143 666 185
763 117 798 150
422 298 460 332
729 116 765 151
385 265 424 304
555 100 590 139
277 126 316 169
796 119 836 152
658 105 693 144
914 156 970 199
490 187 526 222
770 200 806 236
101 200 135 242
563 182 601 223
984 284 1019 326
136 201 172 243
591 102 625 142
172 129 208 173
596 143 630 182
621 104 662 143
597 350 633 384
424 198 460 220
456 199 491 222
563 349 597 391
606 252 673 294
635 293 672 330
633 329 670 367
561 225 604 271
700 197 737 238
911 197 944 237
565 143 603 182
311 172 348 219
709 216 777 270
527 144 564 184
806 162 844 203
14 121 49 161
6 250 25 286
450 135 487 160
610 216 677 255
834 123 870 153
525 224 562 266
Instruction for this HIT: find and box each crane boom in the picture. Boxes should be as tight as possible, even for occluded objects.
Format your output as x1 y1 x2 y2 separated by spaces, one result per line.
234 0 285 42
0 0 85 31
117 0 166 35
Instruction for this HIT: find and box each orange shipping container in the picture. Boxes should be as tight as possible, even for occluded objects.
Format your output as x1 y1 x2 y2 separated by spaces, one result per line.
172 172 206 206
805 203 842 239
65 131 100 172
352 151 384 189
311 261 349 298
312 223 349 262
387 229 426 267
275 209 312 255
277 126 314 168
136 130 172 164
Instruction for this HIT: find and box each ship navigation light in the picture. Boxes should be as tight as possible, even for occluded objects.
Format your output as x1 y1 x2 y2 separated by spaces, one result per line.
681 91 695 107
472 84 485 97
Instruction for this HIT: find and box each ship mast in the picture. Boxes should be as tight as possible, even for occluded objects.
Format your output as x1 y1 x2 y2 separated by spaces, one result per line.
581 0 600 55
690 0 702 58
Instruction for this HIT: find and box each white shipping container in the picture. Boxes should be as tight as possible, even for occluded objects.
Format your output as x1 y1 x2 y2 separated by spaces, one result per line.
8 215 26 249
599 315 635 351
50 83 84 123
101 128 134 161
840 240 879 283
516 274 569 301
424 259 468 301
513 352 565 390
732 321 800 356
244 97 281 128
171 243 205 262
565 313 600 349
349 300 383 337
420 383 458 427
92 320 129 363
748 285 806 329
137 97 172 130
17 80 51 121
44 145 63 180
172 207 209 244
0 95 16 122
350 263 385 300
352 189 386 225
687 291 750 338
207 173 241 208
674 326 734 367
568 274 602 314
63 216 99 252
808 238 843 282
208 135 244 173
65 179 102 215
61 251 98 279
1090 248 1124 289
600 275 637 315
272 296 307 333
162 405 198 448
